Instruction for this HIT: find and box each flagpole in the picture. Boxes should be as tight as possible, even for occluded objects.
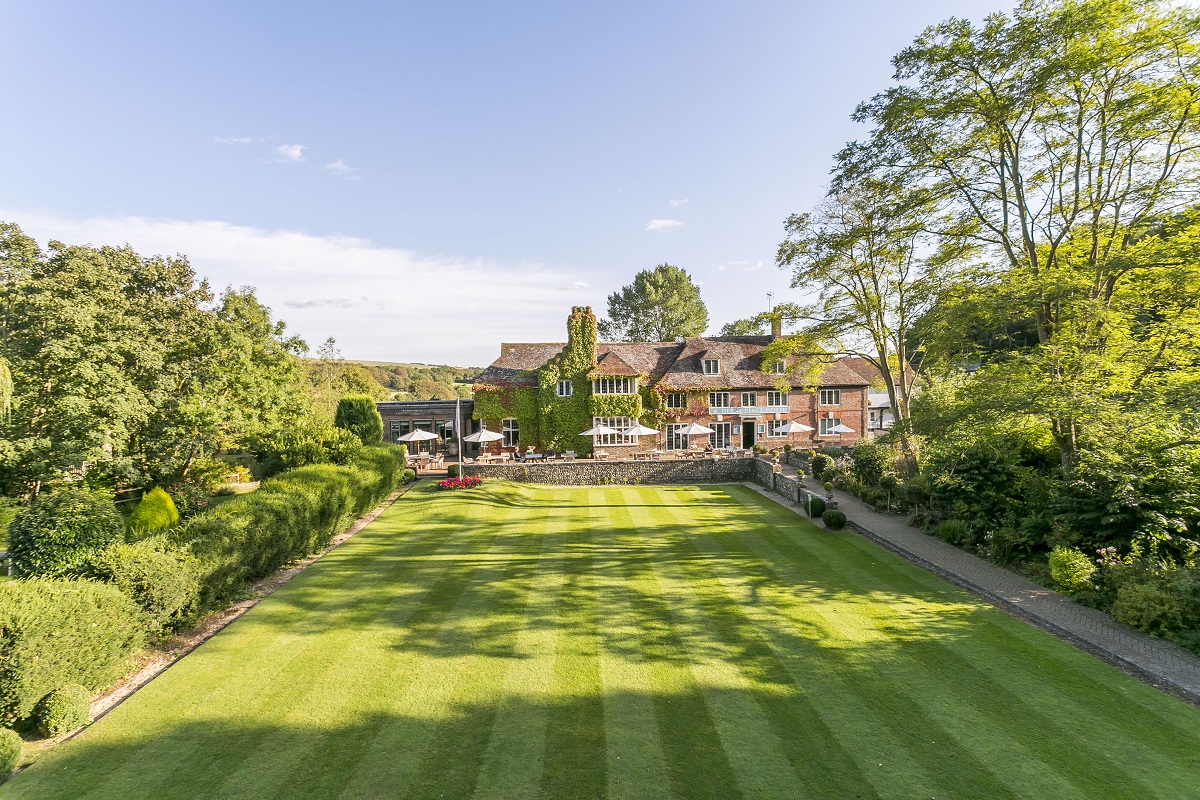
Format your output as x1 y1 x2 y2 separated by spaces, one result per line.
456 396 464 470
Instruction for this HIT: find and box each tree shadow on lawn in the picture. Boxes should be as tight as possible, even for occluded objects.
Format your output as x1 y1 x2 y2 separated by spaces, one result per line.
6 682 1198 800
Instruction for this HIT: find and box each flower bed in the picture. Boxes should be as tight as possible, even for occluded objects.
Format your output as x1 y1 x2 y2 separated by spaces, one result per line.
437 475 483 491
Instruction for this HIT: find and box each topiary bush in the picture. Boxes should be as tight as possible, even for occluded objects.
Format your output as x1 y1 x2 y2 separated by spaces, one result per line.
125 487 180 539
807 495 826 518
8 488 124 577
446 464 460 479
400 468 416 484
334 395 384 445
822 509 848 530
1048 546 1098 594
0 579 144 722
0 728 21 779
84 536 201 636
34 684 89 737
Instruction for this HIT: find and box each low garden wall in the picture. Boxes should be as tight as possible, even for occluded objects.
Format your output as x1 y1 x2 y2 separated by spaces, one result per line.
464 457 757 485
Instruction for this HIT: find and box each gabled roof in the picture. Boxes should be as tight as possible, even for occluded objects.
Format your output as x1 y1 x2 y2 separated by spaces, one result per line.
475 342 565 387
597 342 684 380
589 349 640 378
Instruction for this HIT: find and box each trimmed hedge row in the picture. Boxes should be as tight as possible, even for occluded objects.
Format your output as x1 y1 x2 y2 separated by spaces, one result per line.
0 579 144 722
176 445 406 605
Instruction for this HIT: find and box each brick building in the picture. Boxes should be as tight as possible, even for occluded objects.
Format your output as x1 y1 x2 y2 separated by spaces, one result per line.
472 306 876 456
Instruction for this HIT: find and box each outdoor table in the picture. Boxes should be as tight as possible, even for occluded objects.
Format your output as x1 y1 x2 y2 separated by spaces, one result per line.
526 453 544 461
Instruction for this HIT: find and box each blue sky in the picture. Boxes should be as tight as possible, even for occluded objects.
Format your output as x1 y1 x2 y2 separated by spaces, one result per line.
1 0 1003 366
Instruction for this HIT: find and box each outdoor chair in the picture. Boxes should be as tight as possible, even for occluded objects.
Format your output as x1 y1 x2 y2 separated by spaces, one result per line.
563 451 576 461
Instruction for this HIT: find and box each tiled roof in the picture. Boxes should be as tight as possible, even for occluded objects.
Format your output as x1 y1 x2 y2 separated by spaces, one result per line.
475 342 565 386
588 349 640 377
597 342 684 380
475 335 871 391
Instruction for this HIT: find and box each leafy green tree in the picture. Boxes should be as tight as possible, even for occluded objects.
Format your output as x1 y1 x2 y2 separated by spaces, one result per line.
334 396 384 445
841 0 1200 467
598 263 708 342
771 180 933 465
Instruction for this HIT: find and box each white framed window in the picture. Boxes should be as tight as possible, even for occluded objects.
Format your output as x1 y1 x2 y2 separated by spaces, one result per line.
593 416 637 446
709 391 730 409
767 390 786 407
502 418 519 447
741 391 756 407
665 392 685 409
766 419 786 437
820 389 841 406
702 359 720 375
593 377 635 395
557 380 573 397
709 422 732 449
819 417 842 436
666 423 689 450
773 360 786 375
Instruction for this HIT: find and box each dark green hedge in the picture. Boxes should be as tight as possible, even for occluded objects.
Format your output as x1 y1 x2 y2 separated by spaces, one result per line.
177 446 406 605
8 488 124 577
0 579 144 722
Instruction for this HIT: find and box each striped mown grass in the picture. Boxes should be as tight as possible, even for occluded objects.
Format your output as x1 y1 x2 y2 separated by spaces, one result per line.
5 482 1200 799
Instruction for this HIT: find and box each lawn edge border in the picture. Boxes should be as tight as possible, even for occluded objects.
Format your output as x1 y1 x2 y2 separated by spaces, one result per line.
741 481 1200 708
73 481 421 735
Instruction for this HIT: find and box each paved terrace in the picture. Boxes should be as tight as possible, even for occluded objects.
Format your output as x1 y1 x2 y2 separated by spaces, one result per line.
753 461 1200 707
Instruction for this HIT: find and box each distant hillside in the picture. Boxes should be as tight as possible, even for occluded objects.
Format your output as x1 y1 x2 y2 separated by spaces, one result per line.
349 361 479 401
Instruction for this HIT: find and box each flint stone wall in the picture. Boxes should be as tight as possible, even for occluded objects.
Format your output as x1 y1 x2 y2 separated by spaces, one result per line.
463 457 756 486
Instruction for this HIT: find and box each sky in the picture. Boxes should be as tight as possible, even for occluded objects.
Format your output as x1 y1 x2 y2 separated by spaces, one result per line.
1 0 1005 367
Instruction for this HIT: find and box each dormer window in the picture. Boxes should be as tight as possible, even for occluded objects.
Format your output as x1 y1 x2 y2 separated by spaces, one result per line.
773 360 786 375
701 359 720 375
594 377 635 395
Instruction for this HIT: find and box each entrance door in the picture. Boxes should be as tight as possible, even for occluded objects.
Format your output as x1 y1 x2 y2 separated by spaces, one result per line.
741 420 756 449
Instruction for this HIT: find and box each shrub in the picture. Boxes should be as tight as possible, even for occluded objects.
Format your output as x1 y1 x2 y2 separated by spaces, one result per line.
400 468 416 484
810 454 832 480
1048 546 1097 594
783 444 792 452
34 684 89 737
807 495 826 518
256 423 363 477
850 439 893 485
8 488 124 577
0 728 20 779
799 449 816 460
446 464 460 479
84 536 201 636
819 446 844 459
177 446 406 606
125 487 180 539
334 396 384 445
0 579 144 722
165 481 214 519
1111 569 1199 641
822 510 848 530
933 519 967 545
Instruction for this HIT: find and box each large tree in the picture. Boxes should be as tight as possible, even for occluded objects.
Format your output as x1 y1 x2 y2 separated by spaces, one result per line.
770 180 933 465
840 0 1200 467
598 263 708 342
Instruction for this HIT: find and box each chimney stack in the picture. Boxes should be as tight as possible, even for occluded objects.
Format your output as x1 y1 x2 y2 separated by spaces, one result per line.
771 315 782 339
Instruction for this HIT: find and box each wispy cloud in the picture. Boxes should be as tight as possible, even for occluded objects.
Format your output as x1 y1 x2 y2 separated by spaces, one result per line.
645 218 683 232
560 281 589 291
668 198 689 207
214 135 252 144
3 210 591 365
324 159 360 179
276 143 307 162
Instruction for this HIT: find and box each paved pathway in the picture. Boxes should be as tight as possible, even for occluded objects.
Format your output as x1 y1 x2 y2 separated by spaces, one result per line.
748 462 1200 706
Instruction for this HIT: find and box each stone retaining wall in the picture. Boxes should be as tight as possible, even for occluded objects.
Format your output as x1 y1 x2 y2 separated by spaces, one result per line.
463 457 757 485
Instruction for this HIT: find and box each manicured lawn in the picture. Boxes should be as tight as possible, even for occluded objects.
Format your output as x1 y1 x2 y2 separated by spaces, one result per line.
6 482 1200 799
